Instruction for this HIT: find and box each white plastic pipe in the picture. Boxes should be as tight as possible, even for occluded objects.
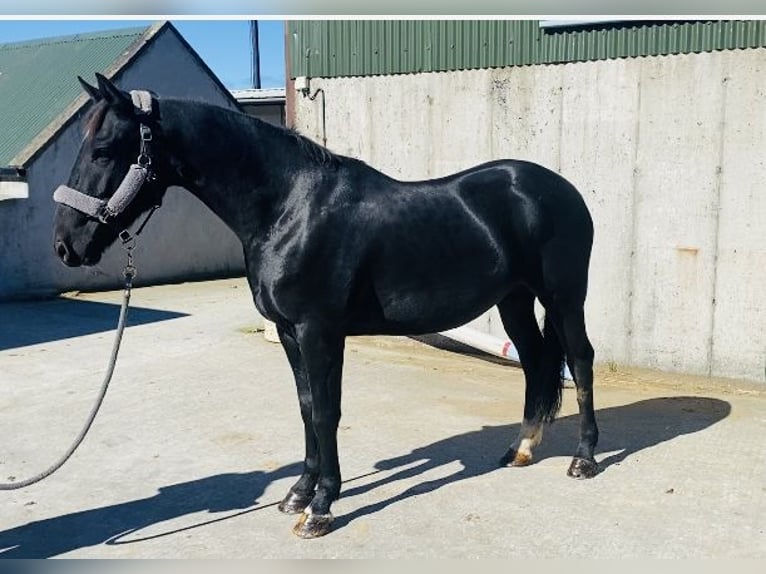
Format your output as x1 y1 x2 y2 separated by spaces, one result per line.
440 326 521 362
439 325 573 380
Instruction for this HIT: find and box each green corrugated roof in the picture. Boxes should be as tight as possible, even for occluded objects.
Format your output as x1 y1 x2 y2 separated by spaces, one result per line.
289 20 766 79
0 26 152 166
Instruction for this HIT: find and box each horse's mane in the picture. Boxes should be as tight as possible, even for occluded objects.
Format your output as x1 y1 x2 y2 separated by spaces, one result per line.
81 96 341 169
180 97 341 168
280 125 341 168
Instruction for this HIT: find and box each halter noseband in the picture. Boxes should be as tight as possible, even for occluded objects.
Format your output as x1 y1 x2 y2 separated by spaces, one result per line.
53 90 156 226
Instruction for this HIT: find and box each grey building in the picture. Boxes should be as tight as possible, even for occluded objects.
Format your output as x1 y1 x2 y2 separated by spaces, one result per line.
232 87 286 126
0 21 245 300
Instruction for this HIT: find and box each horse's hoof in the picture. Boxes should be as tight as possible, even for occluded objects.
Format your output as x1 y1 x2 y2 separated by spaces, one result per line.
293 511 334 539
499 448 532 467
567 457 599 479
278 491 314 515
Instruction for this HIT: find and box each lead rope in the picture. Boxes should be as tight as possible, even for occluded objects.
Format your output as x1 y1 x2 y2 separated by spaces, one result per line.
0 239 137 490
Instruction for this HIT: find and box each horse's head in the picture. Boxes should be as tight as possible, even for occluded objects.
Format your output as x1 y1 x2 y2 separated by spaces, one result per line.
53 74 170 267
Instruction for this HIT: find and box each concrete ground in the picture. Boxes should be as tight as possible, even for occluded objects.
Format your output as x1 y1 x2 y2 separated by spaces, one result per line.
0 278 764 558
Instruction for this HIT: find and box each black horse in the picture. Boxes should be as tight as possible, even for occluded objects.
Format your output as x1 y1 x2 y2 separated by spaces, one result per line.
52 74 598 538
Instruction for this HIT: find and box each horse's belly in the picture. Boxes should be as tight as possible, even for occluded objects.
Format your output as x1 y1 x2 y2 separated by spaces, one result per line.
345 204 517 335
346 275 509 336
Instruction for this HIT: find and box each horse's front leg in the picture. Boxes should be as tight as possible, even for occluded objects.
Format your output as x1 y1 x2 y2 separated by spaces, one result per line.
276 327 319 515
291 323 345 539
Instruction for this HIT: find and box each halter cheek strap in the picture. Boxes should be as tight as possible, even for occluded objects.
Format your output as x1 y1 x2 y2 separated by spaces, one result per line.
53 90 154 225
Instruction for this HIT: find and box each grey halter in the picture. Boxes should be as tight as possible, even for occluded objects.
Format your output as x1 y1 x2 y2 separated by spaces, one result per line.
53 90 155 225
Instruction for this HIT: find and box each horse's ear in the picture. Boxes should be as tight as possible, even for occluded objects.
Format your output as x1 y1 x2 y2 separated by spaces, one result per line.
94 73 132 115
78 76 102 102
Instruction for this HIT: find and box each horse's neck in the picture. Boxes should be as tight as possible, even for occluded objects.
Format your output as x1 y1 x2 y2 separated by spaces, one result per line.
163 100 294 244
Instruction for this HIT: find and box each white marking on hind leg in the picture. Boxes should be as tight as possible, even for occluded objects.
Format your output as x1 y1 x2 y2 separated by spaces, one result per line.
508 420 544 466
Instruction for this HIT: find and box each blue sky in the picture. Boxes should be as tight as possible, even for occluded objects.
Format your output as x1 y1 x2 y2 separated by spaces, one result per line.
0 20 285 89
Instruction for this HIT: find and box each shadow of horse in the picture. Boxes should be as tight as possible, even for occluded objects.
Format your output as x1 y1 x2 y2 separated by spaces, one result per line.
333 395 732 529
0 463 301 558
0 396 730 555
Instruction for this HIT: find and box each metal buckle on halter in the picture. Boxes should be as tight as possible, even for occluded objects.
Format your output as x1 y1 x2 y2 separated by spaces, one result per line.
138 124 153 167
98 205 117 225
118 229 134 245
119 229 137 280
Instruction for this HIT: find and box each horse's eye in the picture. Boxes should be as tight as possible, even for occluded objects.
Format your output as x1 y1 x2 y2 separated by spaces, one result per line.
92 148 111 165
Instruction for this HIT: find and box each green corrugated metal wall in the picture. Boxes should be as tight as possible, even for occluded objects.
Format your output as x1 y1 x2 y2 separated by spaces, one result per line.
288 20 766 79
0 27 147 166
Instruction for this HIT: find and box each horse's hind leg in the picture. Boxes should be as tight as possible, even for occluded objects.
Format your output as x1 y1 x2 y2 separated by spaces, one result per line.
532 205 598 478
551 304 599 478
497 286 563 468
276 327 319 514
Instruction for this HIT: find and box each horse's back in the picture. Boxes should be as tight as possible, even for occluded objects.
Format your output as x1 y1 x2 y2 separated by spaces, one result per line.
357 158 591 253
324 158 591 334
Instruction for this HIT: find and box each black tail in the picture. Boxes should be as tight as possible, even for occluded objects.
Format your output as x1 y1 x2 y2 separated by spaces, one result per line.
533 312 564 423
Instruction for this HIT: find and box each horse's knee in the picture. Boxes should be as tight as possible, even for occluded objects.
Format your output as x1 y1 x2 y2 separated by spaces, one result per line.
311 409 341 433
298 398 313 422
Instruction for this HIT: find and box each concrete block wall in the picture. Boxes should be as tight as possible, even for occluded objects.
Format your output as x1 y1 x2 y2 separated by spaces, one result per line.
293 49 766 382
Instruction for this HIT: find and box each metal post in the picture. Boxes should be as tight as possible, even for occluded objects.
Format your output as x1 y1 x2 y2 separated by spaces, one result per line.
251 20 261 89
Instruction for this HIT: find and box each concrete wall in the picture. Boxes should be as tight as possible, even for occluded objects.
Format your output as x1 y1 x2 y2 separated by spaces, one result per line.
0 26 245 300
293 49 766 382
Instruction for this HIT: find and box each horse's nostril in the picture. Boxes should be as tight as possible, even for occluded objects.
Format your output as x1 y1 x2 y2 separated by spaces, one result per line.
54 238 81 266
55 239 69 260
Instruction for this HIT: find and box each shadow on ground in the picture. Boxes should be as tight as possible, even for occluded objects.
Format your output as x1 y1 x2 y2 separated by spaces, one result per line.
0 298 187 351
0 396 730 556
333 395 731 528
0 464 302 558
